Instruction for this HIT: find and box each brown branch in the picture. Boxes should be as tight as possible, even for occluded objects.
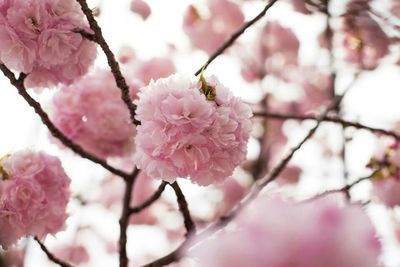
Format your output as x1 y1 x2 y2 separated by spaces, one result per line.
253 112 400 140
34 237 73 267
73 28 96 42
304 169 379 202
0 64 130 180
75 0 140 125
194 0 279 76
118 168 140 267
128 181 168 215
170 182 196 236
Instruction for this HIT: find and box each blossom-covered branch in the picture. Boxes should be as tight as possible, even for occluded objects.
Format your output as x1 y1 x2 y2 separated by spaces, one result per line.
75 0 140 125
142 74 359 267
0 64 130 180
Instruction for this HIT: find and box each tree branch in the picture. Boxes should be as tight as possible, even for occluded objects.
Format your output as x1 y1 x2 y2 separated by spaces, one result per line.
75 0 140 125
304 169 379 202
128 181 168 215
170 182 196 236
0 64 130 180
118 168 140 267
34 237 73 267
253 112 400 140
194 0 280 76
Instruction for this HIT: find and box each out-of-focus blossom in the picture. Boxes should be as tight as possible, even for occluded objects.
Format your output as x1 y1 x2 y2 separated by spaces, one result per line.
130 0 151 20
368 141 400 208
190 197 381 267
51 70 136 159
54 244 90 265
183 0 244 54
341 14 390 70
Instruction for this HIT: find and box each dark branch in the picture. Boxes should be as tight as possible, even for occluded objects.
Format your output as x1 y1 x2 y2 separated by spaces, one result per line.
34 237 73 267
304 169 380 202
170 182 196 236
253 112 400 140
118 168 140 267
194 0 280 76
128 181 168 215
0 64 130 180
73 28 96 41
75 0 140 125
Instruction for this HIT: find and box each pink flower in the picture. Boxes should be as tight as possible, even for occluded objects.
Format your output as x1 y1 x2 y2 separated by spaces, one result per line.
0 150 70 249
0 0 96 88
190 197 381 267
134 73 252 186
51 70 136 159
183 0 244 54
122 56 176 86
342 14 390 70
130 0 151 20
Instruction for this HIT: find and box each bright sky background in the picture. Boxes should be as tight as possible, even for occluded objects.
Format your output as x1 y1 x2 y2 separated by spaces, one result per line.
0 0 400 266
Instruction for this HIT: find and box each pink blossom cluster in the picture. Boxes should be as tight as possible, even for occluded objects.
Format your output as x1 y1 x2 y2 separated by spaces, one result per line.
190 197 381 267
183 0 244 54
0 150 70 249
368 141 400 208
0 0 97 88
52 70 136 159
134 73 252 186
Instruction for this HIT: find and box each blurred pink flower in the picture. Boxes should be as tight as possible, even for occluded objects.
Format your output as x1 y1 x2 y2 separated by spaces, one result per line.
130 0 151 20
183 0 244 54
51 70 136 159
190 197 381 267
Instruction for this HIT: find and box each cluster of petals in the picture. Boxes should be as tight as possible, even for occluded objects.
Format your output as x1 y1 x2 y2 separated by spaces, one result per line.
183 0 244 54
0 150 70 249
134 73 252 186
0 0 97 88
368 141 400 208
342 12 390 70
51 70 136 159
190 197 381 267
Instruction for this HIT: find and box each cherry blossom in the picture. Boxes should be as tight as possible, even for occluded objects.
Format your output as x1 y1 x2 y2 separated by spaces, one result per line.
134 73 252 185
0 150 70 249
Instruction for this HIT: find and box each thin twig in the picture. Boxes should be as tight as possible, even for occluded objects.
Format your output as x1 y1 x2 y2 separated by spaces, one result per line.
118 168 140 267
75 0 140 125
194 0 280 76
0 64 130 180
253 112 400 140
128 181 168 215
170 182 196 236
34 237 73 267
304 169 379 202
